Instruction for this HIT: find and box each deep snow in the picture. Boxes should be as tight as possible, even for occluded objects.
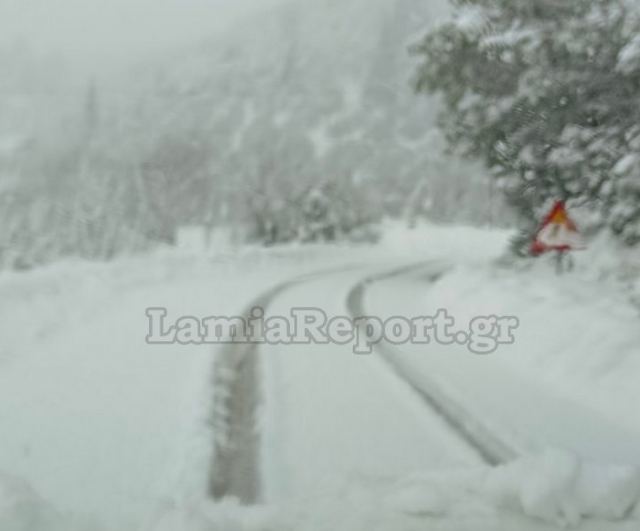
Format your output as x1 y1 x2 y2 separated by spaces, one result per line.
1 223 640 530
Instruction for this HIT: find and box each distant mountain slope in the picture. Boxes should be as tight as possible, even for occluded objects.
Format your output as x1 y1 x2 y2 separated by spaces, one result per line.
0 0 498 268
124 0 492 230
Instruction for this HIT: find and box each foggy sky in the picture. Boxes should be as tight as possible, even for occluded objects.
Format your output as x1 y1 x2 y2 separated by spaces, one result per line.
0 0 287 73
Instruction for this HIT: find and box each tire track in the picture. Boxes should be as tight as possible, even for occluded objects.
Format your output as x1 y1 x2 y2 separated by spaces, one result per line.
346 262 517 466
208 265 360 503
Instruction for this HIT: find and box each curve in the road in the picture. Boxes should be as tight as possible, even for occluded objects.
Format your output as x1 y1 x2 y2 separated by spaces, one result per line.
209 261 517 506
346 262 517 466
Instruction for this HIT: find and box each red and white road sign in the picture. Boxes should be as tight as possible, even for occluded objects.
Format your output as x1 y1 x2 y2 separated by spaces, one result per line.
530 201 585 255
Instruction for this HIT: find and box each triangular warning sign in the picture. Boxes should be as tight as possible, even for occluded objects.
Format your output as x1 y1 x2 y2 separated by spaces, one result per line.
530 201 584 255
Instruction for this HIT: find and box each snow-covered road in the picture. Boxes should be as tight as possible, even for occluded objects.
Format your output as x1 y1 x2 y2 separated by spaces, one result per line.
260 266 482 502
200 249 640 531
245 259 640 504
3 225 640 530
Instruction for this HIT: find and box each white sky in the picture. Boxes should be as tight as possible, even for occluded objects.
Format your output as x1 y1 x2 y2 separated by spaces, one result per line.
0 0 287 73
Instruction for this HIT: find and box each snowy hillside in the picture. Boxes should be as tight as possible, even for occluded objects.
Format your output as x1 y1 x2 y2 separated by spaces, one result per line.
0 0 502 269
122 0 492 227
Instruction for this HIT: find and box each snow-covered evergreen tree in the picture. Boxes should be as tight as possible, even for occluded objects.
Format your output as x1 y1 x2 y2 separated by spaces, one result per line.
414 0 640 248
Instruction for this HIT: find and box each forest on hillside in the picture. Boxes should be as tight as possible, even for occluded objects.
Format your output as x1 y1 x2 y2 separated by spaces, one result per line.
0 0 497 270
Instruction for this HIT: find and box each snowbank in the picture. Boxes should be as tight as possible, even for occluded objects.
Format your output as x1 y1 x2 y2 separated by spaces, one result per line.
482 450 640 526
150 451 640 531
391 450 640 528
1 451 638 531
378 220 510 264
389 223 640 443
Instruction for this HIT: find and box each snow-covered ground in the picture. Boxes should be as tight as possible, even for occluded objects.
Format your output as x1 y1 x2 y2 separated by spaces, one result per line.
365 234 640 463
2 223 640 530
0 244 365 530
